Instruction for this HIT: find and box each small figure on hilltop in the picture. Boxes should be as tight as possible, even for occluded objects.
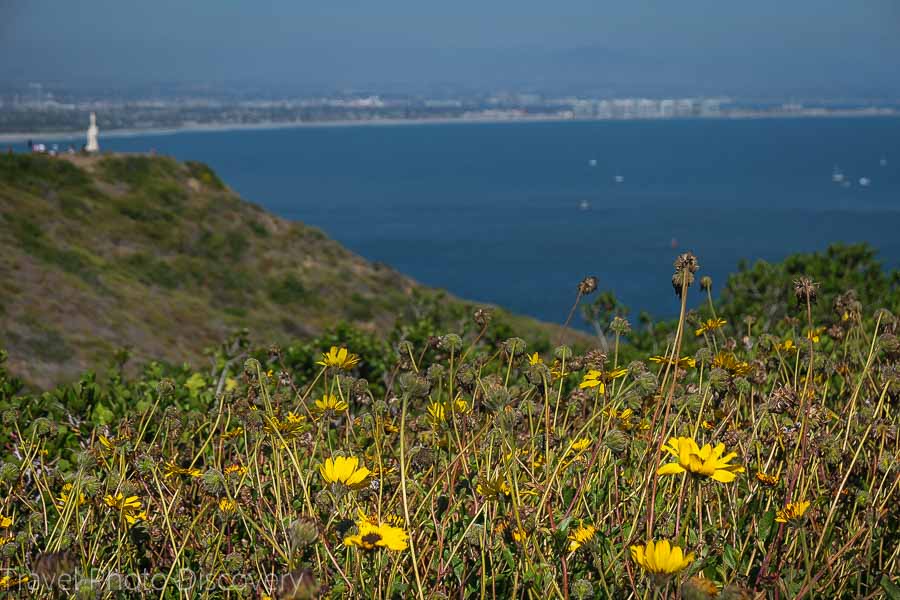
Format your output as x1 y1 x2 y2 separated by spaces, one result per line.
85 112 100 153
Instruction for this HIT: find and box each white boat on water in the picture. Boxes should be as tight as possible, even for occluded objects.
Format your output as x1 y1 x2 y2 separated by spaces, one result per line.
832 167 845 183
588 159 597 167
579 200 591 210
859 177 871 187
614 175 625 183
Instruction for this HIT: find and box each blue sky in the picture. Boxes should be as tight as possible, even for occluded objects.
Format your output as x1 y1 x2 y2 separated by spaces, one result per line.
2 0 899 95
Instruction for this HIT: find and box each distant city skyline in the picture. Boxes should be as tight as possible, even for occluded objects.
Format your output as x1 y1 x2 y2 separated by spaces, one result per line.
2 0 899 96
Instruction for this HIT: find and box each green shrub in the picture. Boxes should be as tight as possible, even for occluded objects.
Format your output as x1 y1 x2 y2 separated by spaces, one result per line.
4 213 98 283
0 153 93 194
247 220 270 237
122 253 180 289
268 273 310 305
185 160 225 189
98 155 180 187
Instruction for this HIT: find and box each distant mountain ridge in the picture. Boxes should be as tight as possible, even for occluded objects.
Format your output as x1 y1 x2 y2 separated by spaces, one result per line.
0 153 581 388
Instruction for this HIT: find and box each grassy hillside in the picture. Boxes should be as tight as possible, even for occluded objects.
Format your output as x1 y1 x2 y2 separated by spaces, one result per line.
0 153 582 388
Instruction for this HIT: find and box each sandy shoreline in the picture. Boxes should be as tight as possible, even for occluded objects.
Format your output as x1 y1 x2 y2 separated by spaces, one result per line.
0 115 579 144
1 110 897 144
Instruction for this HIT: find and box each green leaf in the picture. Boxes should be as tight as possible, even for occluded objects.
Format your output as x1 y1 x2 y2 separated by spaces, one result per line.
759 509 775 541
723 544 738 571
881 575 900 600
92 402 114 425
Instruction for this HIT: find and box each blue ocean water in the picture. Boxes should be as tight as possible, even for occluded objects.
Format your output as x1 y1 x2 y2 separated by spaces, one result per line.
59 118 900 324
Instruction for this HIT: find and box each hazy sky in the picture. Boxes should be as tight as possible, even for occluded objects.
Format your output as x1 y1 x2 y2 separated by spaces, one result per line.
2 0 899 95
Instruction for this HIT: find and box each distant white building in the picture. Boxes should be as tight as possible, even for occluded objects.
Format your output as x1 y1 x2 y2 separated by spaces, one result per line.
85 112 99 153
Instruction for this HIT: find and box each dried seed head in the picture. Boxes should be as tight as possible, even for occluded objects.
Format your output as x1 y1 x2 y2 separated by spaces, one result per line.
439 333 463 352
767 386 797 414
571 579 595 599
201 468 225 495
583 349 608 370
288 518 319 550
604 429 629 454
674 252 700 274
243 357 262 372
793 276 819 305
397 372 430 398
672 272 693 298
503 337 527 357
671 252 699 297
156 378 176 398
268 344 282 363
473 307 493 328
610 316 632 335
554 345 573 361
578 276 599 296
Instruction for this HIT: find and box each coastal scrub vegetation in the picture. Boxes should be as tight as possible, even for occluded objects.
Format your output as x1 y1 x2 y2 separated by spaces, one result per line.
1 248 898 598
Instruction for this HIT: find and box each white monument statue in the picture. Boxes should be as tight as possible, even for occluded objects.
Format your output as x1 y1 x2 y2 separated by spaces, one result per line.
85 112 99 153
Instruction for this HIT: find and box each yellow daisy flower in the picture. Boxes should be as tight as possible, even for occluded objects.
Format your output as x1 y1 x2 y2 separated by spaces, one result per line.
221 426 244 440
0 575 29 590
314 394 349 414
806 327 826 344
263 414 306 438
476 475 511 499
657 437 745 483
504 447 544 469
569 438 592 453
578 367 628 393
567 523 597 551
774 338 797 353
319 456 371 488
104 493 148 525
549 360 569 380
775 500 810 524
427 397 470 424
604 406 641 431
343 514 408 551
630 539 694 575
55 483 87 511
224 463 248 476
98 434 123 450
317 346 360 370
756 471 780 486
648 355 697 369
695 318 727 336
711 352 751 377
161 461 202 480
